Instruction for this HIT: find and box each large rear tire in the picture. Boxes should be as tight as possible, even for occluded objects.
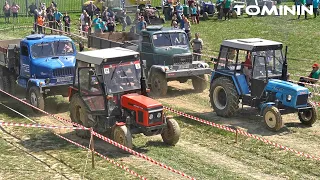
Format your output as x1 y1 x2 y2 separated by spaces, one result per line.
298 102 317 126
70 93 91 138
150 71 168 97
112 125 133 149
192 74 208 93
28 86 45 113
209 77 239 117
161 118 180 146
263 106 283 131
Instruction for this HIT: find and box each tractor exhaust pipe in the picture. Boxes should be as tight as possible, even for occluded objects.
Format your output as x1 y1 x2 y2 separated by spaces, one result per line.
282 46 288 81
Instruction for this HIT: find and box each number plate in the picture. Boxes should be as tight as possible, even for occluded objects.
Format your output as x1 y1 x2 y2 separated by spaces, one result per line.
56 76 72 82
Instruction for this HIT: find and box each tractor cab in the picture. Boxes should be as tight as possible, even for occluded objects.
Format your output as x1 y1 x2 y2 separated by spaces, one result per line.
210 38 317 131
68 47 181 149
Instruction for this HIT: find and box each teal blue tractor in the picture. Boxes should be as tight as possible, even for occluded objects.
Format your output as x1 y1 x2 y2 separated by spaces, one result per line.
210 38 318 131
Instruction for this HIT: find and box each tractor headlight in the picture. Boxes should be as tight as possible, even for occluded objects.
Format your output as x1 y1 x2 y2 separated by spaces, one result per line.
287 95 292 101
157 112 162 118
149 114 154 120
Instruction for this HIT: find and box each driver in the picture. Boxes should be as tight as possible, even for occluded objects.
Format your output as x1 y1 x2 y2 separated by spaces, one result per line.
63 43 73 53
243 52 252 85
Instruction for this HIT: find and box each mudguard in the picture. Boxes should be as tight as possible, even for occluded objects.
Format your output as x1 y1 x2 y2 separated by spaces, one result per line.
259 102 276 116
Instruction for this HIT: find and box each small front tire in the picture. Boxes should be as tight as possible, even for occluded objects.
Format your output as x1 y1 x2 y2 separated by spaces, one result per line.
28 86 45 113
298 102 318 126
263 106 283 131
161 118 181 146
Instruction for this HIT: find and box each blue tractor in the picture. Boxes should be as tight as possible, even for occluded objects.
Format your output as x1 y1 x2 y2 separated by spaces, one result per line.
209 38 317 131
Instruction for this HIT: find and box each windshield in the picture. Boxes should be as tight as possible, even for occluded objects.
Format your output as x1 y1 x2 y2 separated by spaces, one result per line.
103 61 142 94
252 49 284 79
152 32 188 47
31 41 75 58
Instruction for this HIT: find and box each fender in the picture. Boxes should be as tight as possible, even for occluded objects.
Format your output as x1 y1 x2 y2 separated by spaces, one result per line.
147 65 169 83
259 102 276 116
210 71 244 95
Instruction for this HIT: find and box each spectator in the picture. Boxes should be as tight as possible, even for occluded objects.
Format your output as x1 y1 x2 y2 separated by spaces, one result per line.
190 33 203 61
47 10 54 34
171 14 178 26
175 2 183 21
196 2 200 24
216 0 223 20
46 3 55 14
180 14 185 29
107 17 115 32
102 8 109 21
79 41 84 52
92 14 101 26
297 0 307 19
86 2 97 20
63 12 71 34
223 0 231 20
37 14 45 34
11 2 20 23
84 12 92 34
190 3 197 24
100 19 108 32
313 0 319 18
298 63 320 86
183 16 191 40
136 16 147 33
119 9 127 31
53 9 63 31
52 1 57 8
94 19 103 34
29 2 37 16
57 19 63 35
172 21 179 29
3 1 10 23
80 10 87 36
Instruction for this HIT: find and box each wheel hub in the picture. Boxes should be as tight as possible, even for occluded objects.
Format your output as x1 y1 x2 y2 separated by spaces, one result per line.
265 111 276 128
213 86 227 110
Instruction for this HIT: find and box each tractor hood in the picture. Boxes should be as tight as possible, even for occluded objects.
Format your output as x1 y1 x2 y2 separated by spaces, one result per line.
154 46 190 57
121 93 163 110
265 79 309 95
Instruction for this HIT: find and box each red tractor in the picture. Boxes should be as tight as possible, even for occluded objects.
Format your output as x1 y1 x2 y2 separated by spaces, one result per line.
68 47 181 148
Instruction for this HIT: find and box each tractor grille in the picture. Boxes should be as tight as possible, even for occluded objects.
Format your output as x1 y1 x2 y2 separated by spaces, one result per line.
296 94 308 106
148 110 163 125
173 55 193 65
53 67 73 77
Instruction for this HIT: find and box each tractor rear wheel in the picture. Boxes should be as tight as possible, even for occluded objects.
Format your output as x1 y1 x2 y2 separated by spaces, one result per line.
150 71 167 97
161 117 180 146
263 106 283 131
209 77 239 117
28 86 45 113
70 94 91 138
112 125 133 149
298 102 318 126
192 74 208 93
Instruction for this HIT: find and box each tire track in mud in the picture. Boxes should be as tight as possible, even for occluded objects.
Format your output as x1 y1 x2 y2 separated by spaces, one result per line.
0 126 85 180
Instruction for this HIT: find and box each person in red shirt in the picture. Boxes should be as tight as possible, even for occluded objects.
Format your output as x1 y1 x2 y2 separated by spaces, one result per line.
243 52 252 85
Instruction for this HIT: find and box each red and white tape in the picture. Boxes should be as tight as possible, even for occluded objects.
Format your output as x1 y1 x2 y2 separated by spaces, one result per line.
54 132 148 180
163 106 320 161
92 131 196 180
0 121 89 130
0 89 194 180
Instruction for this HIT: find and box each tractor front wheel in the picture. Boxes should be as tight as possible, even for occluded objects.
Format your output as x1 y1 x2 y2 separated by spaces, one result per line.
210 77 239 117
112 125 133 149
192 74 208 93
70 94 91 138
298 102 318 126
263 106 283 131
161 117 181 146
150 71 168 97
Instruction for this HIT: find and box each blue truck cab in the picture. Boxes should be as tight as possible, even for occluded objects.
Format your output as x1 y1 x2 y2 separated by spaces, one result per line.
0 34 76 111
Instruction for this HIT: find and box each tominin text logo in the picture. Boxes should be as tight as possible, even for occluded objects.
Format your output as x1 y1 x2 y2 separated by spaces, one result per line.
234 5 314 16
